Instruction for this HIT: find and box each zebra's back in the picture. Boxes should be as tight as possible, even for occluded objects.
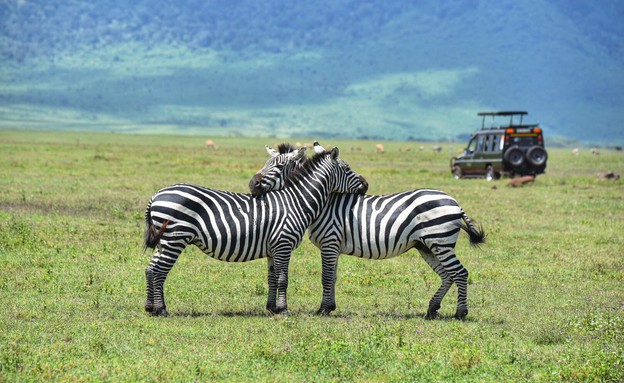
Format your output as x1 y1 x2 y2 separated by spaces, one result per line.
148 184 280 262
309 189 464 259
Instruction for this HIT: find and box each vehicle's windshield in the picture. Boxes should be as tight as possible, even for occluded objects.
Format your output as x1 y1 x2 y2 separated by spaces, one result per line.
466 137 477 152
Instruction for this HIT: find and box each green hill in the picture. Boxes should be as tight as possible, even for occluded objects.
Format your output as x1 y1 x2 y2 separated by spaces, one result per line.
1 0 623 144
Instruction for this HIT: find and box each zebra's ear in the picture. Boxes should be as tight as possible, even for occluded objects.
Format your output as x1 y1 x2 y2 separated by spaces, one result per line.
313 141 326 154
293 146 307 160
266 145 278 157
330 147 340 161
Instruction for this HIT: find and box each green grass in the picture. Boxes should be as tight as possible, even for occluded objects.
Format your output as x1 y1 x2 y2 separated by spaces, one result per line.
1 129 623 382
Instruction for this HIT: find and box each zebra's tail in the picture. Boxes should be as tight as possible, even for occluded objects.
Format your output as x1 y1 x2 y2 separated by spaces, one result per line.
460 211 486 247
143 201 169 252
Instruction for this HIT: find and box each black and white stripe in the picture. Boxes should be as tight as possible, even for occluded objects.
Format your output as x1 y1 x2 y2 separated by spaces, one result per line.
253 142 485 319
143 147 367 316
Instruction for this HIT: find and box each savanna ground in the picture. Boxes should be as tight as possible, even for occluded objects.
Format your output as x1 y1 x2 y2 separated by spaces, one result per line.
1 129 622 382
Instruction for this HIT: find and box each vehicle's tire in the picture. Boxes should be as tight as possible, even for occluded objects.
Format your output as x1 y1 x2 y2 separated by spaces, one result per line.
526 146 548 166
504 146 524 167
485 165 496 181
453 165 462 179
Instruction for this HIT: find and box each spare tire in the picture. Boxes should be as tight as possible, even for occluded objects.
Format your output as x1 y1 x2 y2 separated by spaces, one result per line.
526 146 548 166
504 146 524 167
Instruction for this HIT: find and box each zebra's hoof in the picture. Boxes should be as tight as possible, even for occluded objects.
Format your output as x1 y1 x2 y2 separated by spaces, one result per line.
151 306 169 317
266 303 277 314
266 304 289 315
269 309 289 316
316 305 336 316
454 309 468 320
425 310 438 320
426 302 440 320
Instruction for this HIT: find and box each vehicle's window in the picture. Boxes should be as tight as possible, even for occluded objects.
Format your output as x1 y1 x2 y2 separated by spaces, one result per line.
467 137 477 152
499 135 504 151
484 135 491 152
491 135 500 152
476 135 485 152
511 135 539 146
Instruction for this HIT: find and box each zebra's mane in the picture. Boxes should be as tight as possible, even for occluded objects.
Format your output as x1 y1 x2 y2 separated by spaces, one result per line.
277 142 297 154
283 150 329 188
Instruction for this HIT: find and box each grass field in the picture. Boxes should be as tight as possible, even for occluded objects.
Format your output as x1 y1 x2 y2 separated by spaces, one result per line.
1 129 622 382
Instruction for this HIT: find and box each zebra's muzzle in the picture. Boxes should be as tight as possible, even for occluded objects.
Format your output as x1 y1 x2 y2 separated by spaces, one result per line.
358 176 369 194
249 173 266 196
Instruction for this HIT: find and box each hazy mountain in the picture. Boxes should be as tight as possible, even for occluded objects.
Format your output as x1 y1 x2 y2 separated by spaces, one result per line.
1 0 623 144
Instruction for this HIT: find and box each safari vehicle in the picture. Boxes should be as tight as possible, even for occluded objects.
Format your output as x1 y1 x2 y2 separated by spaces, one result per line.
450 111 548 180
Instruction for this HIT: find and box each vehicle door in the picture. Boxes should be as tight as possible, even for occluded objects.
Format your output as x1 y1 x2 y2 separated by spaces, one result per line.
483 134 503 170
463 136 479 174
470 134 487 174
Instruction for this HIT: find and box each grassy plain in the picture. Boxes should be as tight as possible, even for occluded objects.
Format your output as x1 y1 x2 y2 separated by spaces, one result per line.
1 129 623 382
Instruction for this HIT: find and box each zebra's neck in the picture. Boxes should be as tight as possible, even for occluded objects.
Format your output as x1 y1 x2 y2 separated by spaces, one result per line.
278 159 334 223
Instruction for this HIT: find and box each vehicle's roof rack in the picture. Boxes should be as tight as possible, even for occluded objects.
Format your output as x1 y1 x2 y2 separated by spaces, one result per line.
480 123 540 129
478 111 533 130
478 111 528 116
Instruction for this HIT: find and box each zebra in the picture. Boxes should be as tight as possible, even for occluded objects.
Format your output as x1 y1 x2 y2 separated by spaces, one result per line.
251 142 485 319
143 146 368 316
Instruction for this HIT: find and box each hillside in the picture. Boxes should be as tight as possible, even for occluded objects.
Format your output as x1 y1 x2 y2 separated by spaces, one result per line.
1 0 623 144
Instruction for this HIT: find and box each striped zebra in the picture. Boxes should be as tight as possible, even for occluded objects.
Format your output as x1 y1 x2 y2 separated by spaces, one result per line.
143 146 368 316
251 142 485 319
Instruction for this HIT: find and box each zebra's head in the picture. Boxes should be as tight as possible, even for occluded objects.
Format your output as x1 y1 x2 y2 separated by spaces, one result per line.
310 142 368 195
267 142 367 197
249 143 307 196
300 145 369 195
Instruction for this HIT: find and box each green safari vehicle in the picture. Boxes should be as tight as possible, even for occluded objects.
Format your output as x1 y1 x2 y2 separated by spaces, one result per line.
450 111 548 180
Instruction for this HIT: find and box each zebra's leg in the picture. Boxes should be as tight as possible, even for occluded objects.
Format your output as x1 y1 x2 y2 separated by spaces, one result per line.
266 256 278 313
430 244 469 320
145 263 155 312
149 246 183 317
317 250 339 315
453 265 469 320
419 251 453 320
274 254 291 314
